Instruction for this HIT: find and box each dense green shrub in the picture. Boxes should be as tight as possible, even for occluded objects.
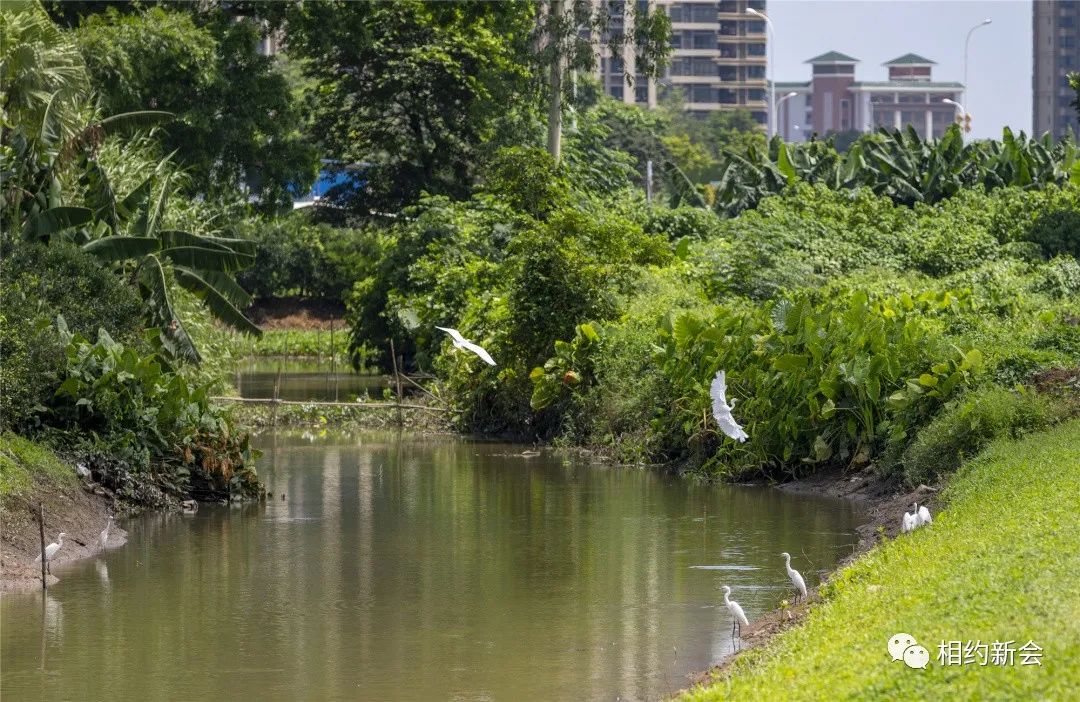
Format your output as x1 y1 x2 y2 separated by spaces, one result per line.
900 386 1067 486
46 322 258 497
0 243 144 431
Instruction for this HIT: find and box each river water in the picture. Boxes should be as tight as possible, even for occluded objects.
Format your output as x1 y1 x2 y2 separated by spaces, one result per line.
234 357 391 402
1 430 863 701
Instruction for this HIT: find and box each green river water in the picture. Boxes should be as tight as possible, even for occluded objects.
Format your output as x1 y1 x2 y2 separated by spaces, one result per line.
1 430 863 701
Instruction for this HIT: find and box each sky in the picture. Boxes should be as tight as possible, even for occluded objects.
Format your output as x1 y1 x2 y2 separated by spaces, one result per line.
767 0 1032 139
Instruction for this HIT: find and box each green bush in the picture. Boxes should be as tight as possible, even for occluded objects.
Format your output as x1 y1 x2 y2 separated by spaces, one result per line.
900 385 1067 486
0 243 144 431
45 321 258 497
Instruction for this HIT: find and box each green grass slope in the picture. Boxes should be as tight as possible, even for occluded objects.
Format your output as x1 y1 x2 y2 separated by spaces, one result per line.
682 420 1080 701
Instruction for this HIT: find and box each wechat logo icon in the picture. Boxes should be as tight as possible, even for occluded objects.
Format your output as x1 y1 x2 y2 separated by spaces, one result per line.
889 633 930 669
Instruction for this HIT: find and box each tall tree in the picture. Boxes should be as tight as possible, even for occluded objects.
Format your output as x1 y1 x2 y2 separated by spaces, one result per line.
534 0 671 163
273 1 535 214
72 6 316 210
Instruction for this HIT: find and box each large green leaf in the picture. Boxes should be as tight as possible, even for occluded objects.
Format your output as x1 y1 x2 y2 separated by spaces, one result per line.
186 268 253 309
22 206 92 241
173 267 261 336
159 245 254 272
82 236 160 262
159 230 256 257
79 157 119 233
94 111 175 137
136 255 201 363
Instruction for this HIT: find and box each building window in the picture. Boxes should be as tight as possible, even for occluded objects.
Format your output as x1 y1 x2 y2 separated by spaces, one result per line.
636 86 648 103
745 65 765 79
898 94 927 104
840 98 851 130
672 58 717 77
690 85 714 103
747 43 766 56
718 66 737 81
719 21 738 36
870 94 891 104
746 20 766 34
717 88 738 104
874 109 894 127
610 86 624 100
752 110 767 124
900 110 921 127
718 1 739 12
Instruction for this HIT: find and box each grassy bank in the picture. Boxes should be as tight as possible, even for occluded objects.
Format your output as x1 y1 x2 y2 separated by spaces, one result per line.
682 419 1080 700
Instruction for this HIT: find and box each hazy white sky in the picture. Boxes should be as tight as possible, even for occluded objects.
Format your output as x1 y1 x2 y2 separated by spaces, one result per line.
767 0 1032 139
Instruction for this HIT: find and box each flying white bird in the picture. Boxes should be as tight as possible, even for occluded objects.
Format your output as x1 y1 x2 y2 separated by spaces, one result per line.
436 326 496 366
99 515 113 552
710 370 748 442
721 585 750 641
781 552 808 604
34 532 66 574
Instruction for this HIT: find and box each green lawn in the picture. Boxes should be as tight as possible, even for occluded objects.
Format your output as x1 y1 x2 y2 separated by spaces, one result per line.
682 420 1080 701
0 432 76 497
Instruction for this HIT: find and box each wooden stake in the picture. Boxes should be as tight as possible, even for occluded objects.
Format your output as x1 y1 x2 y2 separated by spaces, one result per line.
37 503 47 590
272 364 282 427
389 339 403 427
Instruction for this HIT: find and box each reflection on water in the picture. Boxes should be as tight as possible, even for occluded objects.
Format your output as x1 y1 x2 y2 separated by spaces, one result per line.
1 431 864 701
235 357 389 402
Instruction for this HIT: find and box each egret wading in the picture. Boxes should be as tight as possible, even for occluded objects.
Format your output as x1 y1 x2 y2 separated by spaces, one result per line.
721 585 750 642
710 370 748 442
781 552 808 604
435 326 496 366
34 532 66 574
99 515 113 552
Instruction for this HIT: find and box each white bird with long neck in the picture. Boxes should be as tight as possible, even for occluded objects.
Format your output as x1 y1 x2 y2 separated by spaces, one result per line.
913 502 932 527
99 515 113 552
781 552 808 604
721 585 750 641
710 371 748 442
435 326 496 366
34 532 66 574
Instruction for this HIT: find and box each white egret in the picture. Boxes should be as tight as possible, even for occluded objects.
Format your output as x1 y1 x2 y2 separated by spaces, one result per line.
75 462 90 479
710 371 748 442
721 585 750 641
34 532 66 574
435 326 496 366
99 515 113 552
181 499 198 514
901 506 918 533
913 502 932 527
781 552 808 604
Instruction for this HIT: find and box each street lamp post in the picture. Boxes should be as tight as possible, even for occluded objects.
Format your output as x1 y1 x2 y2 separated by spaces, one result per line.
943 98 966 134
963 18 992 129
746 7 775 139
775 91 798 140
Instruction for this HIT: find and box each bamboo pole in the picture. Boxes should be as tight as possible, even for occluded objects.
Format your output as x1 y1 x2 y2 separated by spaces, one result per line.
37 503 47 589
209 396 449 412
389 339 403 427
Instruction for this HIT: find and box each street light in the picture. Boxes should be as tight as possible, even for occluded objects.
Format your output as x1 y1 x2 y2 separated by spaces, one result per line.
775 91 798 140
746 7 775 139
943 98 969 136
963 18 992 126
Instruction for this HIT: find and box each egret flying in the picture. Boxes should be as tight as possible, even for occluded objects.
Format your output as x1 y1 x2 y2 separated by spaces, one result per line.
781 552 808 604
99 515 113 552
710 370 748 442
721 585 750 641
34 532 66 574
435 326 496 366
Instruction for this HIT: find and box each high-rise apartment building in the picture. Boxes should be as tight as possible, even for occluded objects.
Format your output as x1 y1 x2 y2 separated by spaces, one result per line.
1034 0 1080 139
596 1 769 125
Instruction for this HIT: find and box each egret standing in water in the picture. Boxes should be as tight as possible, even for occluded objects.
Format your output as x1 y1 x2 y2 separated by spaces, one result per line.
721 585 750 642
99 515 113 552
780 552 808 604
710 371 748 442
435 327 496 366
34 532 66 574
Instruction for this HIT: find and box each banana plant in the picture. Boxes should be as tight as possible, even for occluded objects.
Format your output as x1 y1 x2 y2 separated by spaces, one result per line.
74 168 260 363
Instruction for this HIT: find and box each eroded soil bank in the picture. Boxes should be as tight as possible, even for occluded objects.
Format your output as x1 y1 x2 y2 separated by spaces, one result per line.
1 477 127 593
